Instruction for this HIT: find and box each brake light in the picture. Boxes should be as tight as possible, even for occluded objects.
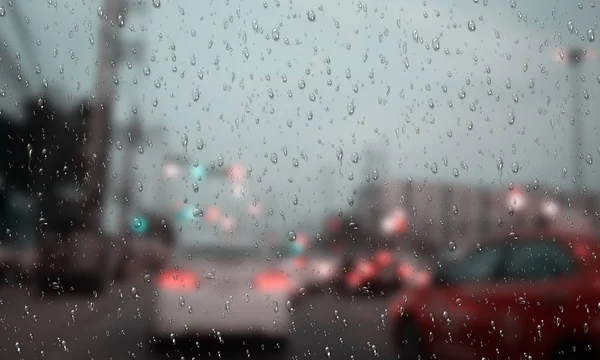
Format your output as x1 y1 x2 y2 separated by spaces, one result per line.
327 217 343 233
294 257 308 269
381 210 408 235
397 263 415 278
159 271 199 291
375 251 393 267
357 261 376 276
255 272 293 292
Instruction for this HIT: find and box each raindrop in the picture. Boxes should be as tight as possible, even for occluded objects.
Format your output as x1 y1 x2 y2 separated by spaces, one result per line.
152 0 161 8
507 112 515 125
288 231 297 241
179 296 185 307
431 163 438 174
432 38 440 51
117 14 125 27
588 29 595 42
351 152 359 163
116 140 123 150
286 300 295 314
508 232 518 241
467 20 476 32
347 196 355 206
449 241 457 251
347 102 355 115
307 10 316 22
586 154 593 164
512 162 519 173
272 28 280 41
196 139 204 150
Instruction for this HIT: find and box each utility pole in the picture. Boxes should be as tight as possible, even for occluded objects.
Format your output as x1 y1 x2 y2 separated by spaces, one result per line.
568 48 584 188
561 47 589 190
84 1 145 230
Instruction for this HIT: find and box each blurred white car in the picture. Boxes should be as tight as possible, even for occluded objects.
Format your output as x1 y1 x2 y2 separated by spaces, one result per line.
280 254 343 291
150 243 296 350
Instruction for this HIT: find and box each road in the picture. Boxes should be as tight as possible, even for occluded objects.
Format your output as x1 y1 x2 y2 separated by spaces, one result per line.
0 278 399 360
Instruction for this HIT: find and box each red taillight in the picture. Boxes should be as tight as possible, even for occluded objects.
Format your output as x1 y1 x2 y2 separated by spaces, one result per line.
294 257 308 269
159 271 199 291
327 217 343 232
357 261 376 276
375 251 393 267
255 272 292 292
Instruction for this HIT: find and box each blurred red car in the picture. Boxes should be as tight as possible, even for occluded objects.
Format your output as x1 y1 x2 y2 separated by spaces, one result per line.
388 229 600 360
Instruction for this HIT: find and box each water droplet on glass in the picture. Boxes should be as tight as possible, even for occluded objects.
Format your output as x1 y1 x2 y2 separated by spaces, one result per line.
431 163 438 174
586 154 593 164
152 0 161 8
196 139 204 150
117 14 125 27
347 196 355 206
467 20 476 32
272 28 280 41
508 232 519 241
179 296 185 307
307 10 316 21
588 29 595 42
512 162 519 173
347 102 355 115
449 241 457 251
351 152 359 163
116 140 123 150
507 112 515 125
288 231 297 242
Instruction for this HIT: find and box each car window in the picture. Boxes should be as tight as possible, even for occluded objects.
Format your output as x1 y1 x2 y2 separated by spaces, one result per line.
436 244 506 285
500 240 577 282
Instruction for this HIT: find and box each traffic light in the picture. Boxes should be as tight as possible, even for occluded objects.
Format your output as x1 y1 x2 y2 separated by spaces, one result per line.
175 206 196 222
130 215 149 234
289 232 308 255
190 163 206 181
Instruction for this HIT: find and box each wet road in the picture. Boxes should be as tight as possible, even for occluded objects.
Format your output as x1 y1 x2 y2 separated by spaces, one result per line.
0 279 399 360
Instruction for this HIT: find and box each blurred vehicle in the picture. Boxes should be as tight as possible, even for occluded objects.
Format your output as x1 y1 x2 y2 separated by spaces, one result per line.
122 211 176 277
340 248 409 294
150 242 296 352
388 228 600 360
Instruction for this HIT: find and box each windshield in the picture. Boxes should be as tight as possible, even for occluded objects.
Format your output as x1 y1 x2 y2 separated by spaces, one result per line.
3 2 600 360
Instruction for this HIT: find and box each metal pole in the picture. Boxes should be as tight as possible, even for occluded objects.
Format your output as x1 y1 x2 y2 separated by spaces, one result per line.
568 48 583 189
82 0 126 230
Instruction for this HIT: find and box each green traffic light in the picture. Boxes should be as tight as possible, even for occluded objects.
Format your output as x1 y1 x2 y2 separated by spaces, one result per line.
130 215 149 234
190 164 206 181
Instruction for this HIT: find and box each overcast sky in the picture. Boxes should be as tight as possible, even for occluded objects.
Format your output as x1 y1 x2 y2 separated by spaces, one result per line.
1 0 599 236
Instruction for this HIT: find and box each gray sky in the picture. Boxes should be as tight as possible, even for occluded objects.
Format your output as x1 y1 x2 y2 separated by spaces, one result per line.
2 0 599 235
